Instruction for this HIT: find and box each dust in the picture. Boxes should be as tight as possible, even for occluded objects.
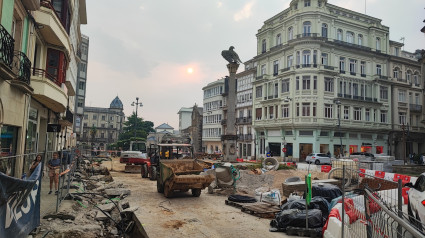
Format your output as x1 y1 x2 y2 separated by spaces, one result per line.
162 220 186 229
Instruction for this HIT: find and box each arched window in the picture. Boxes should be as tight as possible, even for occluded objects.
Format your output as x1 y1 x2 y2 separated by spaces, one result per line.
288 27 293 40
358 34 363 46
303 21 311 35
346 32 354 43
262 39 266 53
337 29 343 41
376 37 381 51
276 34 281 45
302 50 311 65
321 23 328 38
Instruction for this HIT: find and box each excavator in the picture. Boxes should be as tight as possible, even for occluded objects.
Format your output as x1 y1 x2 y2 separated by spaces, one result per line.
119 141 149 173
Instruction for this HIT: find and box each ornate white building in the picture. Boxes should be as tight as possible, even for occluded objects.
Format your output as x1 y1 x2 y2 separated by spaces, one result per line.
251 0 424 161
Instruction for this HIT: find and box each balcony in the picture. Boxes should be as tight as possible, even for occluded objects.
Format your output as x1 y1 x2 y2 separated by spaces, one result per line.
323 65 335 70
221 119 227 125
396 78 407 83
31 68 67 113
9 51 33 94
281 67 291 73
0 24 15 80
22 0 40 10
244 134 253 141
302 64 311 68
410 104 422 112
59 107 74 127
333 40 372 51
34 1 72 55
296 33 319 38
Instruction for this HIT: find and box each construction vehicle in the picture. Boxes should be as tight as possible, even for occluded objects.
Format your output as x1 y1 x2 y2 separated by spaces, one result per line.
119 141 149 173
155 143 214 198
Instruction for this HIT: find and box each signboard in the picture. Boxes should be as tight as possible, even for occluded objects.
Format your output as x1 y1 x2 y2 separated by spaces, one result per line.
0 164 41 238
47 124 61 132
282 147 287 153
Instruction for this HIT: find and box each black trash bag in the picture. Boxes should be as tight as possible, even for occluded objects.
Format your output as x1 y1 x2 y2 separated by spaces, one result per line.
228 194 257 203
310 183 342 203
280 196 330 218
270 209 324 232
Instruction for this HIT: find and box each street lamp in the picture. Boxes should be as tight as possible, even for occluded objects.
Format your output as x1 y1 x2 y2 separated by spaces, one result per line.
334 99 343 158
131 97 143 138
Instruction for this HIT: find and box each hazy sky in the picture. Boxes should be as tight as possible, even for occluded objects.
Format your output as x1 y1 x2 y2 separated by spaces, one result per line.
81 0 424 129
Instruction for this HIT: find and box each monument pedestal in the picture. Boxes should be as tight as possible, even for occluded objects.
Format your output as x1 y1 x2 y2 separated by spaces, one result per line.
222 135 238 162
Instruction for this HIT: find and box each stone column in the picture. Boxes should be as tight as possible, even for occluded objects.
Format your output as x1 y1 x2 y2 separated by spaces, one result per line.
222 63 239 162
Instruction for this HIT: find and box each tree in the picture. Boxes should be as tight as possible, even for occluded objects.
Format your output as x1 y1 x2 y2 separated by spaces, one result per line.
119 112 154 142
89 126 97 142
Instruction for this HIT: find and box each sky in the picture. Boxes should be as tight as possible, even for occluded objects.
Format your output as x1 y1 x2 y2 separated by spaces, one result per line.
81 0 425 129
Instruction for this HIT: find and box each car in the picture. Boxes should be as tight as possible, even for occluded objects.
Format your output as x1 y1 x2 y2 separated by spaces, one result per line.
306 153 331 165
407 173 425 231
350 152 375 160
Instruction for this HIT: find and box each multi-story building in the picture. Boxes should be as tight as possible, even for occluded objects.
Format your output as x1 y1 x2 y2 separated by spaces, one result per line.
235 62 256 159
0 0 87 177
177 107 193 132
202 78 226 154
81 97 125 150
251 0 424 161
74 34 89 143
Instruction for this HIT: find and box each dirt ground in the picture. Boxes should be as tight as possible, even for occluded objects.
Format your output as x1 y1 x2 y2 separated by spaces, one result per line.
103 158 301 238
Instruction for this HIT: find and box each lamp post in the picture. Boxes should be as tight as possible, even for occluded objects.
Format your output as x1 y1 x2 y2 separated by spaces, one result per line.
334 99 343 158
131 97 143 138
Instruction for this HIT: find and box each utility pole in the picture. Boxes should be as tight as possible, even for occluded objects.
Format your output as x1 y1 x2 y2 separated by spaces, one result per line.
131 97 143 138
402 123 406 165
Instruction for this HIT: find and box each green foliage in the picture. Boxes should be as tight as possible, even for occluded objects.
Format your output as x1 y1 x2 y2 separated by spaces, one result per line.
277 164 296 170
119 112 154 142
246 163 263 170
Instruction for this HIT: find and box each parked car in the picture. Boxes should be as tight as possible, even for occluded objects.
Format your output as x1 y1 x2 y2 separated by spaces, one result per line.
350 152 375 160
407 173 425 231
306 153 331 165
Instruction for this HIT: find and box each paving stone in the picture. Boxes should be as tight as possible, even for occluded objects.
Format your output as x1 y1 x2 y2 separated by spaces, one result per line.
97 203 115 212
104 188 131 197
95 211 109 221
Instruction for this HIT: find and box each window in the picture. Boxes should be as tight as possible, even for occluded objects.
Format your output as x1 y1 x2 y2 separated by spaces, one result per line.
255 86 263 98
324 104 333 118
261 39 266 53
339 57 345 72
281 79 290 93
282 105 289 118
313 76 317 90
360 61 366 76
255 108 262 120
302 50 311 65
296 77 299 90
83 123 87 127
101 124 105 128
79 81 85 90
273 60 279 75
414 73 419 85
313 103 316 116
288 27 293 40
296 103 300 116
380 110 387 123
324 78 333 92
346 32 354 43
77 98 84 107
376 37 381 51
52 0 71 33
269 106 274 119
274 83 278 98
84 114 88 119
302 103 310 116
313 50 317 65
393 67 400 79
287 55 293 67
304 0 311 7
398 90 406 102
110 116 114 121
321 23 328 37
358 34 363 46
101 115 106 120
296 51 300 65
302 76 310 90
337 29 343 41
395 47 400 56
261 64 266 75
344 106 349 120
365 109 370 121
380 86 388 100
376 64 381 75
399 112 406 125
46 48 67 86
349 59 357 74
406 70 411 82
93 115 97 120
276 34 281 45
303 21 311 35
321 53 328 65
354 108 361 120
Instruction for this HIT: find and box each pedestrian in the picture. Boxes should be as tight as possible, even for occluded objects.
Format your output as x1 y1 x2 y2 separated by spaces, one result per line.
48 152 61 195
327 151 331 158
29 154 42 176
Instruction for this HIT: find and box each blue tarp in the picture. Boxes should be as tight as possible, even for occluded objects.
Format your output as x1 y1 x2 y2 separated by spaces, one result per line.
0 163 41 238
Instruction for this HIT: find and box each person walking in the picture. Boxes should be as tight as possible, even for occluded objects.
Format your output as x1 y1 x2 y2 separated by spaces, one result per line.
48 152 61 195
29 154 42 176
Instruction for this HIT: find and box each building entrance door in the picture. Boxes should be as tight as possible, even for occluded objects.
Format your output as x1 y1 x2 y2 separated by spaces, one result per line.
268 143 281 157
299 143 312 161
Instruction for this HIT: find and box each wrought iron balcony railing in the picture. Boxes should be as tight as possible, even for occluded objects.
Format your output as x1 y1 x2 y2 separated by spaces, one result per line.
12 51 31 85
0 24 15 68
32 68 61 87
410 104 422 112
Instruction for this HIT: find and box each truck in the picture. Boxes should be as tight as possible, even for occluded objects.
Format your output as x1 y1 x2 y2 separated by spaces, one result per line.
119 141 151 174
155 143 214 198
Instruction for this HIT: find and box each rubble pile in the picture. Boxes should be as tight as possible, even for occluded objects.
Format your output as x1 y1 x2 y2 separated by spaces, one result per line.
33 160 137 238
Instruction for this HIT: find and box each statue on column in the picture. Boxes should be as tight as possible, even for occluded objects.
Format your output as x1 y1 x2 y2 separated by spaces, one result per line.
221 46 242 64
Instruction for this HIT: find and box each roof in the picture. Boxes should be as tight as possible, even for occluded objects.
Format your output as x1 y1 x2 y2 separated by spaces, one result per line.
110 96 123 109
178 107 192 114
156 123 174 129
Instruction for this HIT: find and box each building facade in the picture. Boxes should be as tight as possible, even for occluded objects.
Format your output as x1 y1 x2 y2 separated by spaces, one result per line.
177 107 192 132
74 34 89 143
80 97 125 150
235 62 256 159
251 0 424 161
202 78 226 154
0 0 87 177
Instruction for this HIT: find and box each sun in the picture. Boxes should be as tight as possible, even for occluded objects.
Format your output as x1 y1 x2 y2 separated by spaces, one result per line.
187 68 193 74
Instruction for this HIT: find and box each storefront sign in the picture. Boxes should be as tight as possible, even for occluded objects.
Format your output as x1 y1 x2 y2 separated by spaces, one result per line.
47 124 61 132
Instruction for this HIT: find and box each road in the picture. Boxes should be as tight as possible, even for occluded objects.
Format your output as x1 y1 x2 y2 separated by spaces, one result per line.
105 158 292 238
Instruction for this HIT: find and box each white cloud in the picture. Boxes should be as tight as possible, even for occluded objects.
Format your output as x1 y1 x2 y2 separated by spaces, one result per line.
139 5 144 10
233 1 255 22
217 1 222 8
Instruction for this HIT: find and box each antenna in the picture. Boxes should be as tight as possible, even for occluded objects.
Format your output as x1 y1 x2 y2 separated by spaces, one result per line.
365 0 366 14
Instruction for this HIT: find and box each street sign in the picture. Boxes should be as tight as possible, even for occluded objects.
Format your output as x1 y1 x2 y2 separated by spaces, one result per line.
282 147 287 153
47 124 61 132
